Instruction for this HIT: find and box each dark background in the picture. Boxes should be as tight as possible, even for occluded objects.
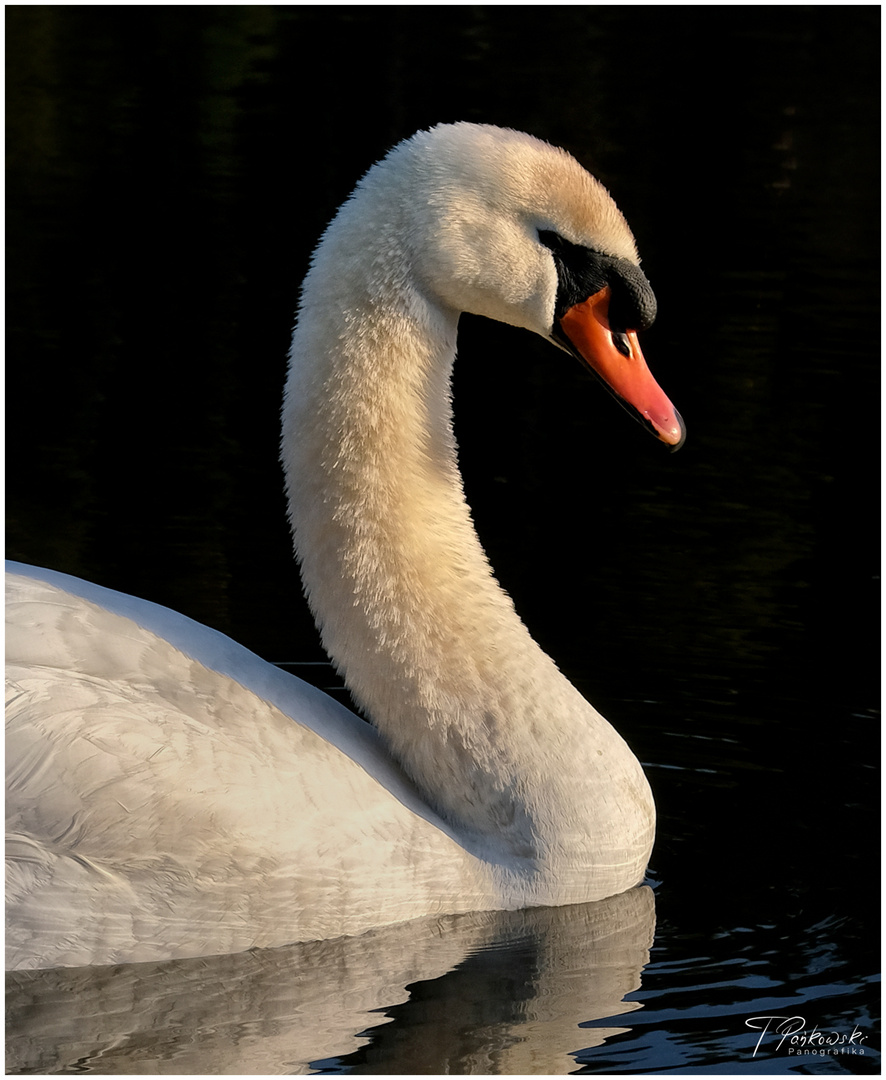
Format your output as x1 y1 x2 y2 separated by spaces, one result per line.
6 7 880 1065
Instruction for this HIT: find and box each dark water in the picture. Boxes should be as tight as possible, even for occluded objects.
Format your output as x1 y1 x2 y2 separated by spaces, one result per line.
6 6 879 1074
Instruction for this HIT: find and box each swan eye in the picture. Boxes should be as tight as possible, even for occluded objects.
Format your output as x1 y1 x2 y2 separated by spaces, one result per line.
538 230 608 320
537 229 565 251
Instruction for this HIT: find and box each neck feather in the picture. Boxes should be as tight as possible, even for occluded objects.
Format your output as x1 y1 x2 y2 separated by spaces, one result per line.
281 223 646 862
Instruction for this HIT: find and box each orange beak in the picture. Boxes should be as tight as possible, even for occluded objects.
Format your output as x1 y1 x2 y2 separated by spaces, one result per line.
559 286 685 449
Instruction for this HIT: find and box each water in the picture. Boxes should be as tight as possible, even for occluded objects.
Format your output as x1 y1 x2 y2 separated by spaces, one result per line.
5 7 879 1074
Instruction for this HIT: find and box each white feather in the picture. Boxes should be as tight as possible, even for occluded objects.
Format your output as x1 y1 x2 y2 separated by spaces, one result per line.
7 123 655 970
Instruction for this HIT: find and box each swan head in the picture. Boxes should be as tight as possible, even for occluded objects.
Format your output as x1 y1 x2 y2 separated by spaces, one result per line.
372 123 684 449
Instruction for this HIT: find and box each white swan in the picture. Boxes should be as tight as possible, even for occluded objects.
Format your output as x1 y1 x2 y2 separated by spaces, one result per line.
6 122 683 971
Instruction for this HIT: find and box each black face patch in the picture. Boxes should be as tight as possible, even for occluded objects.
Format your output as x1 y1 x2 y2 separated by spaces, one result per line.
538 230 657 332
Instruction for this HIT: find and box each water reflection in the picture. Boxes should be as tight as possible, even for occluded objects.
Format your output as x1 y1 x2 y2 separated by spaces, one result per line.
6 887 654 1075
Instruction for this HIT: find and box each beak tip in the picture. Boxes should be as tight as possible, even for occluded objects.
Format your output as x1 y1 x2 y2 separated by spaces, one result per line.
660 410 686 452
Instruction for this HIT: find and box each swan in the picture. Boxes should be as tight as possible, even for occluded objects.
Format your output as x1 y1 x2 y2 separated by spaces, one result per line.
6 122 683 971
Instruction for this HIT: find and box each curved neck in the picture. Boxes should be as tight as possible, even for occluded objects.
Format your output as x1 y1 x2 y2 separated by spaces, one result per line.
281 218 629 858
285 283 537 682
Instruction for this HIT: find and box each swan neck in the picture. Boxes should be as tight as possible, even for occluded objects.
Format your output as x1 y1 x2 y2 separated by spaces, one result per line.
281 199 649 861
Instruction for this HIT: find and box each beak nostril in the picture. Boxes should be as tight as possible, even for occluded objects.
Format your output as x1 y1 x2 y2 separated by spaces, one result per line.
611 332 631 358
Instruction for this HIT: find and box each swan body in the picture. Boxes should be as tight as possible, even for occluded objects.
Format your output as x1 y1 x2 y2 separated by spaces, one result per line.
6 123 682 970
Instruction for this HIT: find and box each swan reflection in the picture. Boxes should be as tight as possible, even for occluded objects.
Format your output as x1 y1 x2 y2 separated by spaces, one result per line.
7 886 654 1074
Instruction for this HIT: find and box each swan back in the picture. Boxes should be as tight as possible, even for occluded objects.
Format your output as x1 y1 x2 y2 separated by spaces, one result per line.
6 564 494 969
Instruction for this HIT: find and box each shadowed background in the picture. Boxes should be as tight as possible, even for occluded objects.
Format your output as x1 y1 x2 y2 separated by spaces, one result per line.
6 6 879 1073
